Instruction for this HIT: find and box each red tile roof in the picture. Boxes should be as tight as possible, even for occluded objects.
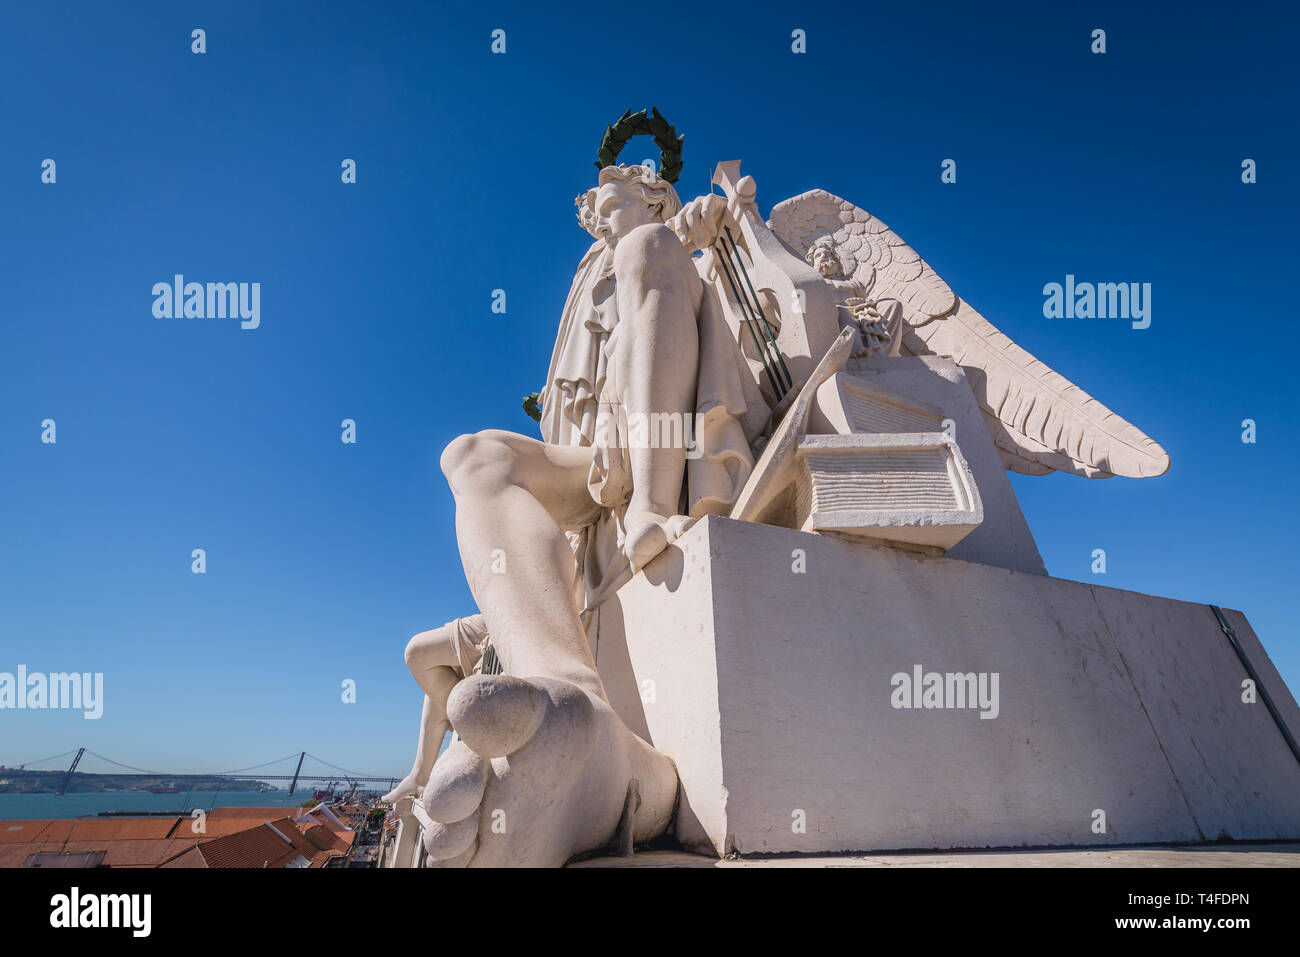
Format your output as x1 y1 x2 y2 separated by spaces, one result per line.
195 817 350 868
0 820 74 843
205 806 304 819
158 845 206 868
22 850 106 868
0 837 199 868
0 809 354 869
64 818 180 841
195 821 309 869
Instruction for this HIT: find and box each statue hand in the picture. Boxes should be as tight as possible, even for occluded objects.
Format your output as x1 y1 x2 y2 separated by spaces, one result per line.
669 194 727 254
845 298 894 357
625 513 697 574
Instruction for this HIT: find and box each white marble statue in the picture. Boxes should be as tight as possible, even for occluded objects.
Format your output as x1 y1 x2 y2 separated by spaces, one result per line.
390 164 761 868
388 155 1169 867
805 235 905 359
768 189 1170 478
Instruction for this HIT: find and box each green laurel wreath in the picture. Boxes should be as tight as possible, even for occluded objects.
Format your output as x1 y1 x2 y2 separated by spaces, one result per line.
522 391 541 423
594 107 684 184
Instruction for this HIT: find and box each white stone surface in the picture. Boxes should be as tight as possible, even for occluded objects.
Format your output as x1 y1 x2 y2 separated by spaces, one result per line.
768 187 1170 479
794 432 982 551
391 797 423 869
571 844 1300 868
1087 594 1300 841
734 363 986 554
399 156 1184 867
844 355 1047 574
809 370 946 435
596 516 1300 857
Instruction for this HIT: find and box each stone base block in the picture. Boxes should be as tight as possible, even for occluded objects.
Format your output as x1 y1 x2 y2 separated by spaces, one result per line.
592 516 1300 857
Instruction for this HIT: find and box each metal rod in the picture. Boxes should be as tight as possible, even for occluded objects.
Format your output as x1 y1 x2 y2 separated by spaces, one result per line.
719 234 789 395
724 226 793 392
713 243 783 397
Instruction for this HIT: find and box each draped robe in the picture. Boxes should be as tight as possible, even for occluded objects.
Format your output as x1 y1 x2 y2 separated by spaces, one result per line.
539 239 768 620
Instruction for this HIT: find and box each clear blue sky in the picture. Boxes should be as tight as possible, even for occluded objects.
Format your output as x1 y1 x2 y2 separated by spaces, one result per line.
2 1 1297 777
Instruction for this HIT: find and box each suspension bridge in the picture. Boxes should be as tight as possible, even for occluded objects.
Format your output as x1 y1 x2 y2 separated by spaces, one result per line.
4 748 402 796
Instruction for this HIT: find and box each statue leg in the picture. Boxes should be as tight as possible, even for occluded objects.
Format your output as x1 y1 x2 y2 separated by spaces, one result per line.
381 624 465 803
420 430 678 867
441 431 606 691
614 223 702 570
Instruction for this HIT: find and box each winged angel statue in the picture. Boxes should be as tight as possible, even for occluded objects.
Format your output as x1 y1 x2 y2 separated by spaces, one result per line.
766 189 1170 480
386 138 1169 869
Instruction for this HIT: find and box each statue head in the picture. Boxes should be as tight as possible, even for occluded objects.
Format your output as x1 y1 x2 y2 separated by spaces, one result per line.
805 236 849 279
577 165 683 244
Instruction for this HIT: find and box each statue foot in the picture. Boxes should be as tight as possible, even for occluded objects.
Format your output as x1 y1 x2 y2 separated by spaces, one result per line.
624 511 696 574
381 772 423 804
419 674 677 867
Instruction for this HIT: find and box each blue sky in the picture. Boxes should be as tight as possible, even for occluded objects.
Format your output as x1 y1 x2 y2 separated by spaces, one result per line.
1 1 1297 777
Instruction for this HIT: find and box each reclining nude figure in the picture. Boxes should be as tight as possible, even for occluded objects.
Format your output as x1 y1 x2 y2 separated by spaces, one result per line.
390 165 755 867
380 614 488 805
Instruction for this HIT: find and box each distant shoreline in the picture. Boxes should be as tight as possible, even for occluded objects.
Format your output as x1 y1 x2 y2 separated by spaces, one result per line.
0 790 312 822
0 769 274 795
0 787 277 794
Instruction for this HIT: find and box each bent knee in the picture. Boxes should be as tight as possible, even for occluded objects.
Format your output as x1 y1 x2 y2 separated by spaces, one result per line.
440 430 513 492
404 630 435 669
439 433 477 480
613 224 700 311
614 223 688 274
405 625 454 670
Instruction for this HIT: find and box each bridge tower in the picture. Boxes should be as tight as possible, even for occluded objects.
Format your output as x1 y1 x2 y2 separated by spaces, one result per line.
57 748 85 795
287 751 306 797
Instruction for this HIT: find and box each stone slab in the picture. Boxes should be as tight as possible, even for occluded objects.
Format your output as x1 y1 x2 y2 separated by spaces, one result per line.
594 516 1300 857
571 843 1300 868
1089 593 1300 841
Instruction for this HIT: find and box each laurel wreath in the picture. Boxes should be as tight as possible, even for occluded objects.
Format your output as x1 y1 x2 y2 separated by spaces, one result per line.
594 108 684 184
525 111 682 425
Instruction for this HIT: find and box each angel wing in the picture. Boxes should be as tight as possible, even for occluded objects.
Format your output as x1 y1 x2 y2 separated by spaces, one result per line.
767 189 1169 479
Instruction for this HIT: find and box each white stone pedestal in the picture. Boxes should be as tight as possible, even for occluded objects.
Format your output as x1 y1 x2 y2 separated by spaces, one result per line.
390 796 424 868
592 516 1300 856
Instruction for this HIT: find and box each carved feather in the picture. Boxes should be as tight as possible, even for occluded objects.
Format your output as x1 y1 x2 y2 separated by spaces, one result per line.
768 189 1170 479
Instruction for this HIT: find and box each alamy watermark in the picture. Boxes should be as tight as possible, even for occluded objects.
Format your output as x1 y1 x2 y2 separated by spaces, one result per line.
593 410 704 459
1042 275 1151 329
50 887 150 937
0 666 103 719
152 275 260 329
890 664 999 719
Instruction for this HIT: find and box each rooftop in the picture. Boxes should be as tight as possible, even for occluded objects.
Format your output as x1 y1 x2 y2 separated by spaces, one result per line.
0 805 358 869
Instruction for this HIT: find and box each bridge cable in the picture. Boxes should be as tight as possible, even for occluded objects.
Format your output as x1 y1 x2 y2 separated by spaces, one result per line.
81 750 168 776
303 753 381 778
10 749 77 769
213 753 303 776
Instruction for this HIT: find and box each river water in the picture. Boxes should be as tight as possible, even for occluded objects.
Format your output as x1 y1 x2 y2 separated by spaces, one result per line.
0 790 311 821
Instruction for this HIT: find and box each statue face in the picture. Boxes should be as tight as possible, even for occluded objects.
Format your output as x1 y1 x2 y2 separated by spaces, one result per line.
811 244 842 279
591 180 658 244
